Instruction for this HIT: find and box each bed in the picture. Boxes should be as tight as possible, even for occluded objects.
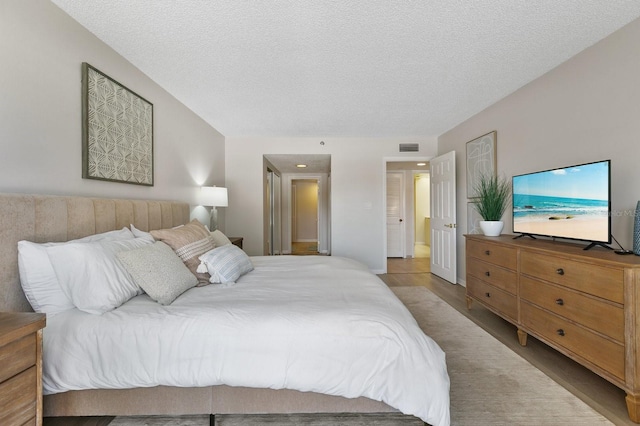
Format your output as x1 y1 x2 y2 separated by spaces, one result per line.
0 193 450 426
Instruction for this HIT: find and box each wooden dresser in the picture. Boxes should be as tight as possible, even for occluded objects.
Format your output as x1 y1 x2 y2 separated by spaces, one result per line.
465 234 640 423
0 313 46 426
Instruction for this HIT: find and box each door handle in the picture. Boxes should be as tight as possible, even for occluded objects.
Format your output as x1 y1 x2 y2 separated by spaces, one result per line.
444 224 457 228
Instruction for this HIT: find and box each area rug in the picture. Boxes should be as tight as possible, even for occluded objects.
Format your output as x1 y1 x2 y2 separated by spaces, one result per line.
394 286 612 426
101 287 613 426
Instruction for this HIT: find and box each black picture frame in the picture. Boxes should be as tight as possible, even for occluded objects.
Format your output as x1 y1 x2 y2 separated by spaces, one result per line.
82 62 154 186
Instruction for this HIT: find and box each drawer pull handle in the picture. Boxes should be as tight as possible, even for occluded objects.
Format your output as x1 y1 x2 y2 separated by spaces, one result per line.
485 292 491 298
555 298 564 306
557 329 565 337
556 268 565 275
484 250 491 256
485 271 491 277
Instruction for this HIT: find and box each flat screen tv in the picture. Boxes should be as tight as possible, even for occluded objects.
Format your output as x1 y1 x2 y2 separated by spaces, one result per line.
512 159 611 250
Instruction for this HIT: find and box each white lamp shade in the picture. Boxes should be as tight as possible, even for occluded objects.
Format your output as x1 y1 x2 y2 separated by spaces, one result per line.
201 186 228 207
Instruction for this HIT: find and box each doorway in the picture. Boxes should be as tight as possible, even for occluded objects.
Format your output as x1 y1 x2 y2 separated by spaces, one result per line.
385 162 431 257
291 179 319 255
414 172 431 259
385 161 431 272
263 154 331 256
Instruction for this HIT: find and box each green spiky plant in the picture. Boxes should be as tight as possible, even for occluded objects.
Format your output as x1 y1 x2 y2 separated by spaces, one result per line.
472 173 511 221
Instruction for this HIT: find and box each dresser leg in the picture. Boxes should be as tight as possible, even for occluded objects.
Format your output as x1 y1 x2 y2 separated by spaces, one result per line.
626 393 640 423
465 296 472 310
517 328 528 346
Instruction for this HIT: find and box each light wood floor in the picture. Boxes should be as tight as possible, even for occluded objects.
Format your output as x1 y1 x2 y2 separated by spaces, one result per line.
44 251 633 425
291 241 319 255
379 254 634 426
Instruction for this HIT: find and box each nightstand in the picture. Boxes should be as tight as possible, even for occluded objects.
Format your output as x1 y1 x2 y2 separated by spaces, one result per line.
229 237 243 249
0 312 46 426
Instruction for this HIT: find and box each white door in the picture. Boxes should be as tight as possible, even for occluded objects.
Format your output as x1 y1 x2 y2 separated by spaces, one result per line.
386 172 404 258
430 151 457 283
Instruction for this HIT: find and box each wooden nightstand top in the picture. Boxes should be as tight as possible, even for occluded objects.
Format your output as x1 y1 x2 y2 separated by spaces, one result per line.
0 313 46 348
228 237 243 249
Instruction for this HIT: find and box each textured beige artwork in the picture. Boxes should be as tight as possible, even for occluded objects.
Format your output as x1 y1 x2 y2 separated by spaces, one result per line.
466 131 496 198
82 63 153 185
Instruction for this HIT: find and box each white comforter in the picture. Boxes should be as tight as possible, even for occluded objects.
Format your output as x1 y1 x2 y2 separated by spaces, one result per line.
43 255 450 425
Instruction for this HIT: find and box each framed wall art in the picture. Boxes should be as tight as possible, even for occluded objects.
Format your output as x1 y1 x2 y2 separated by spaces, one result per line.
82 62 154 186
467 202 483 234
466 131 496 198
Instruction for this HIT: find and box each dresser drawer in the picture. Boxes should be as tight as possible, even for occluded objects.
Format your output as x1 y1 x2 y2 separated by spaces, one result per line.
0 366 37 426
466 239 517 270
520 276 623 342
521 302 624 381
467 257 517 295
0 334 36 383
520 252 623 304
467 277 517 320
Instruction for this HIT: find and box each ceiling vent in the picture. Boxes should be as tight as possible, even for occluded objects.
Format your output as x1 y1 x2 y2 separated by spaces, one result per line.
399 143 419 152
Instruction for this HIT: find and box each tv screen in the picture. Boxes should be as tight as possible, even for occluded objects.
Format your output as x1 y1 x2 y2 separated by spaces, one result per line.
512 160 611 245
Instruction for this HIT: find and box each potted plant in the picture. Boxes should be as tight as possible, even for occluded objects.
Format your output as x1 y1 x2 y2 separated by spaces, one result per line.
472 173 511 236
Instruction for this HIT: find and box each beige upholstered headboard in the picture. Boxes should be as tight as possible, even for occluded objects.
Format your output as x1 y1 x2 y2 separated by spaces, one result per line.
0 193 191 312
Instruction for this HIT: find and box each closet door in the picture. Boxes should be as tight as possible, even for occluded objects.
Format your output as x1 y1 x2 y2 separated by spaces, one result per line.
387 172 404 258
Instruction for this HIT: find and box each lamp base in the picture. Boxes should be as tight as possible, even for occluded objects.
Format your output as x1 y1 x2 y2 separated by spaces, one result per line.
210 206 218 231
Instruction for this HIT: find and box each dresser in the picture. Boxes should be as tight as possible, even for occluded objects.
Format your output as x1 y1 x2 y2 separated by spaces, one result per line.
0 313 46 426
465 234 640 423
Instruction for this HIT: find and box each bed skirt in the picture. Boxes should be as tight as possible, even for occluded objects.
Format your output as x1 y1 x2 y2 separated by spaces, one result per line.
43 385 397 417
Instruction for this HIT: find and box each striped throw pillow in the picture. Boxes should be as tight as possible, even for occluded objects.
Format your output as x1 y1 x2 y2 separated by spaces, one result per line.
150 219 215 285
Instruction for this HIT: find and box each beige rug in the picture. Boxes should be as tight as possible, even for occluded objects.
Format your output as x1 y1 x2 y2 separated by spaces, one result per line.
395 286 612 426
99 287 614 426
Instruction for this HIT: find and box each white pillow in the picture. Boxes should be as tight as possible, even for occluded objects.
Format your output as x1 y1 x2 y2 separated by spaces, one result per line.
130 223 155 243
17 227 135 315
47 238 151 314
210 229 232 247
198 245 254 284
117 242 197 305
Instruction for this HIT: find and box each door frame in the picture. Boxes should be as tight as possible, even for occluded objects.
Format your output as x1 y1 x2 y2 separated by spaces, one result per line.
382 156 432 273
291 177 319 244
282 172 331 255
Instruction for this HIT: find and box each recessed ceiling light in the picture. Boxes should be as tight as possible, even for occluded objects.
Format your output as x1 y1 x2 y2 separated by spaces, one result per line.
417 162 426 166
296 164 307 168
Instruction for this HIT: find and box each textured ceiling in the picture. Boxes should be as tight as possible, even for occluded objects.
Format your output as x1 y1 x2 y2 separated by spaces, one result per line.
52 1 640 139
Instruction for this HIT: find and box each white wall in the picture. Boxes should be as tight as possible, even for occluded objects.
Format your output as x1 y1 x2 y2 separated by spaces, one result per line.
438 16 640 283
0 0 225 222
226 137 438 272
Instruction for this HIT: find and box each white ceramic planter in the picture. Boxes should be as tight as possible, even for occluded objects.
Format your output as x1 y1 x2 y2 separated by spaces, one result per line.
479 221 504 237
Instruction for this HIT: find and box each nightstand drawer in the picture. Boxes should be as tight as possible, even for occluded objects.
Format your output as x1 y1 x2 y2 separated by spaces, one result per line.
0 334 36 383
0 366 37 425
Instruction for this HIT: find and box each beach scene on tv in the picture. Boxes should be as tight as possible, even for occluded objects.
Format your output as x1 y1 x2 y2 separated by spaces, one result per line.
512 161 610 243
